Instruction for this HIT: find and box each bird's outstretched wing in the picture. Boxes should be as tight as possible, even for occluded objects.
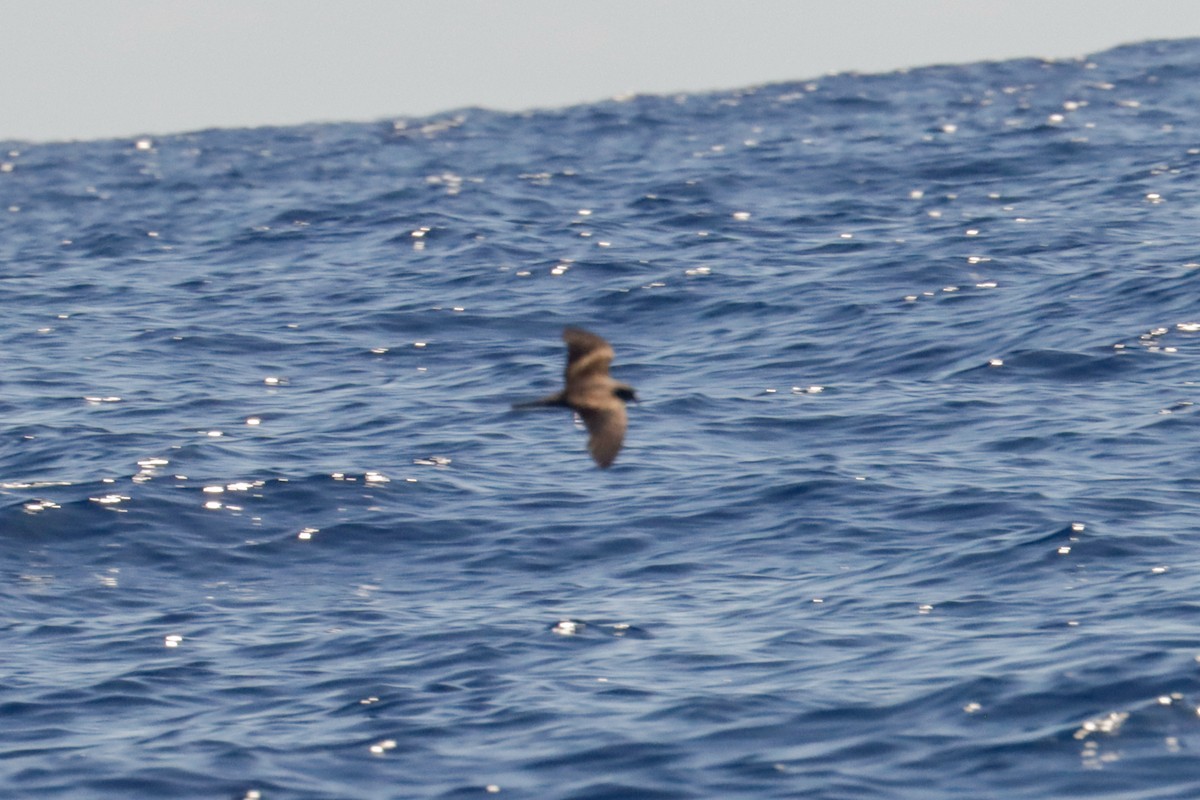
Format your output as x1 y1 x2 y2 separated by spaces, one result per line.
578 405 627 468
563 327 614 383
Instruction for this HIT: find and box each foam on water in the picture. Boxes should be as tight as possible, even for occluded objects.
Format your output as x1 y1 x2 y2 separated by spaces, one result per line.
5 38 1200 799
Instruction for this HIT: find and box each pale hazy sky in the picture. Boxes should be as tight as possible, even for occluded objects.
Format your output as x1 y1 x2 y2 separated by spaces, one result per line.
3 0 1200 142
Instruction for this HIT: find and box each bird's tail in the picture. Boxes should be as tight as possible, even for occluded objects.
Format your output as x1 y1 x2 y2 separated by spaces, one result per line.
511 391 566 410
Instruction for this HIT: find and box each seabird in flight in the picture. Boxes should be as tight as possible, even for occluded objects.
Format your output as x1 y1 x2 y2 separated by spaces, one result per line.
513 327 637 468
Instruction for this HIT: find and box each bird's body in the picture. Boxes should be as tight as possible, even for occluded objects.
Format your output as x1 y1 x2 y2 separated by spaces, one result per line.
513 328 636 468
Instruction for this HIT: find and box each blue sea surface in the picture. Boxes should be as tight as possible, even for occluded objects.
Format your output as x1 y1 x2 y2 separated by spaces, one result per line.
6 38 1200 799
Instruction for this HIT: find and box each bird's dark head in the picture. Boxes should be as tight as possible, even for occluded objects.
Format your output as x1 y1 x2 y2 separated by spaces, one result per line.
615 384 638 403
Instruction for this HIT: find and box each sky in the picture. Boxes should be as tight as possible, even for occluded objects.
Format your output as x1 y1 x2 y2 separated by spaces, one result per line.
3 0 1200 143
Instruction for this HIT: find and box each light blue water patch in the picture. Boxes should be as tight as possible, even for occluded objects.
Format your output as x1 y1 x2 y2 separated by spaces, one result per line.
5 37 1200 800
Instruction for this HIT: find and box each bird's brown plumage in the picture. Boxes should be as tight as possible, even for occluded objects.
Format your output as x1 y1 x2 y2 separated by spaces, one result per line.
562 328 628 468
513 327 636 468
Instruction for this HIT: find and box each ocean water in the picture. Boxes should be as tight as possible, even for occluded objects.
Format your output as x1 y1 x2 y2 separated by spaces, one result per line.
5 37 1200 799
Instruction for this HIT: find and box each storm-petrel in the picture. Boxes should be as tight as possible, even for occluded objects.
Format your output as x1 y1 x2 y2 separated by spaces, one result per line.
512 327 637 468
